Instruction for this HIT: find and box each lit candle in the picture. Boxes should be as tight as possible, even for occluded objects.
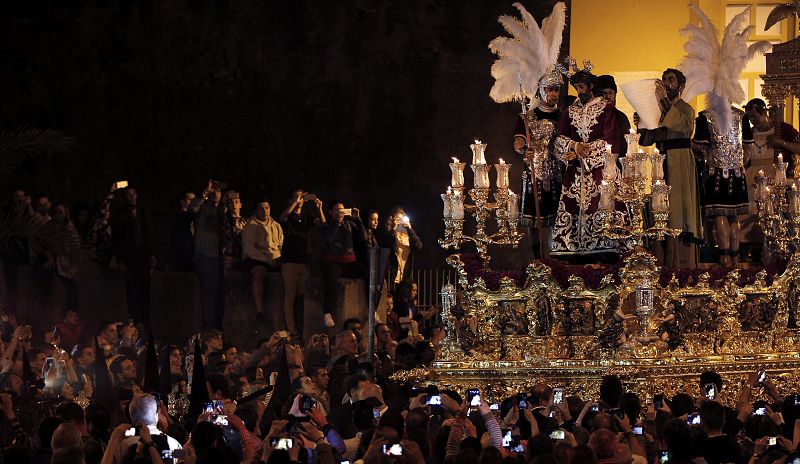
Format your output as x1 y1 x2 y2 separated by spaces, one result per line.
766 186 774 214
635 149 645 178
507 191 519 219
470 139 487 165
603 149 618 180
651 149 664 180
449 157 465 188
599 180 614 211
495 159 510 189
451 191 465 219
624 129 640 156
472 163 491 189
775 162 787 186
776 153 787 186
790 183 799 214
756 172 767 201
651 180 668 212
441 190 452 219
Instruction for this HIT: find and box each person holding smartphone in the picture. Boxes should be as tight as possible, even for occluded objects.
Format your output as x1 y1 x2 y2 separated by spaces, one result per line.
317 202 367 328
442 393 503 461
279 189 325 341
379 207 422 287
109 186 156 324
105 394 182 463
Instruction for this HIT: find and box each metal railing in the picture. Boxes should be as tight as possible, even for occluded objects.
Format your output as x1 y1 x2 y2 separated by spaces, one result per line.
386 267 459 309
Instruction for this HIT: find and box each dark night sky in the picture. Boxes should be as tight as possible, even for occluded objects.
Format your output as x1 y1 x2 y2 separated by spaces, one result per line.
0 0 565 268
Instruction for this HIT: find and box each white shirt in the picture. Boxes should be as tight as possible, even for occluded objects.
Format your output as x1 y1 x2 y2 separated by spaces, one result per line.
114 425 182 464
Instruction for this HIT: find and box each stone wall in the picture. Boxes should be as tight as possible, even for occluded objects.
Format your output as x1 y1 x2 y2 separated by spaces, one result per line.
13 263 368 349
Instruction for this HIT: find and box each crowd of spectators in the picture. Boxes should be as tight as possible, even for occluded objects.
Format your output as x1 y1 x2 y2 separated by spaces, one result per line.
0 309 799 464
0 182 424 337
6 186 800 464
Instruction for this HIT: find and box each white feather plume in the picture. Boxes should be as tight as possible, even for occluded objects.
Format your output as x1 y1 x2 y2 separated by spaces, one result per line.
679 4 771 133
488 2 567 103
541 2 566 69
679 4 720 103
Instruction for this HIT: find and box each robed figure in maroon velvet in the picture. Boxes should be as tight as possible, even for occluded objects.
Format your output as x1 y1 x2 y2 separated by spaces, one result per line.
551 70 622 259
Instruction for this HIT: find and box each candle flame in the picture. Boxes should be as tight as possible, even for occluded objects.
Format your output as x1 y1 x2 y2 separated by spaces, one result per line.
499 158 505 164
759 170 765 177
452 157 459 163
474 139 481 145
629 128 635 134
654 148 659 154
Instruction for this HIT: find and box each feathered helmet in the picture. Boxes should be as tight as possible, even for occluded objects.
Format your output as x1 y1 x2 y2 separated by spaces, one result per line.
488 2 567 104
679 4 771 133
538 66 564 99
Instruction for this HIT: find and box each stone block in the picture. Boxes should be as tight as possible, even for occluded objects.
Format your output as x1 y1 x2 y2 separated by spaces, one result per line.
9 261 368 350
15 262 128 344
149 271 202 343
223 269 283 350
16 265 63 338
301 277 368 336
338 278 368 326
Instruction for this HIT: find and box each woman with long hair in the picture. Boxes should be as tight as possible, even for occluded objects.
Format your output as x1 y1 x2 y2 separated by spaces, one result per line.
379 207 422 287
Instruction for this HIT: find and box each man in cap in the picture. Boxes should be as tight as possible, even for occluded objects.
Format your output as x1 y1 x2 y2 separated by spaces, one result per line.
551 62 623 261
594 75 631 154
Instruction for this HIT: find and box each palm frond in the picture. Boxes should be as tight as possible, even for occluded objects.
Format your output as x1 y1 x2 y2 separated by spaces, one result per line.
0 210 82 270
0 128 75 179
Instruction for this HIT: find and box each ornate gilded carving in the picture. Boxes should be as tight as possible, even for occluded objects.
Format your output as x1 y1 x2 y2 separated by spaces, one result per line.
421 247 800 403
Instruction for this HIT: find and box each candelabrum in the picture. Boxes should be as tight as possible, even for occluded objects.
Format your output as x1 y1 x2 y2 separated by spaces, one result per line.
168 392 190 421
439 141 523 265
600 132 681 249
755 154 799 257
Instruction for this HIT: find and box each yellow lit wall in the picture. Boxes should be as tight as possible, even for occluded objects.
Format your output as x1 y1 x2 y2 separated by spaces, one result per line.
570 0 696 119
570 0 797 125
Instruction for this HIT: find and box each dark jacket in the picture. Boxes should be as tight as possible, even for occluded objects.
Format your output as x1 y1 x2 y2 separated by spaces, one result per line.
110 205 154 267
379 225 422 284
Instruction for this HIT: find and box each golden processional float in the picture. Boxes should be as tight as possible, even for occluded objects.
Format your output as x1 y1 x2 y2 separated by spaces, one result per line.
394 22 800 403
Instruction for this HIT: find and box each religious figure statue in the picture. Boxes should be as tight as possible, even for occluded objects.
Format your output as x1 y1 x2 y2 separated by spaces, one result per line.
487 1 567 259
514 75 563 259
551 59 622 260
567 299 596 335
636 68 703 269
743 98 800 263
679 4 769 268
